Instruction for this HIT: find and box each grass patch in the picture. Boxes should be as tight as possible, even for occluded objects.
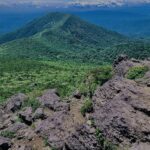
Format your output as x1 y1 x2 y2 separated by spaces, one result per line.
22 98 41 112
126 66 149 80
81 98 93 116
79 66 113 97
0 58 113 104
0 130 16 139
96 129 117 150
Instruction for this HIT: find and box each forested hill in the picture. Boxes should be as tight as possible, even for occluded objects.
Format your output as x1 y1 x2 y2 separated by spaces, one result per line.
0 12 150 64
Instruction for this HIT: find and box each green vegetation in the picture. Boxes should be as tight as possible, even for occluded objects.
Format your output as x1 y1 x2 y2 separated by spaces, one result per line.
0 12 130 64
81 98 93 116
126 66 149 79
79 66 113 97
90 66 114 85
0 131 16 139
0 12 149 106
0 13 150 64
22 98 41 112
0 57 113 104
44 137 49 147
96 129 117 150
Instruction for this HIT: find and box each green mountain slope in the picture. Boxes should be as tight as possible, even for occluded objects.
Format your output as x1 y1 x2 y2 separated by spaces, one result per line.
0 12 150 64
0 12 129 63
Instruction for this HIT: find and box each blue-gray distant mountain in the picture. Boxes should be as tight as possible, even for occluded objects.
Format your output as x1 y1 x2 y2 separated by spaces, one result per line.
0 5 150 38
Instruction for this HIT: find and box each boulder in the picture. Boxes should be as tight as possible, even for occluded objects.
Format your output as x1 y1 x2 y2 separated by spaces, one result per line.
0 136 11 150
38 89 70 111
6 122 27 132
36 111 69 149
19 107 33 125
5 93 27 112
12 145 32 150
114 54 129 66
73 90 82 99
33 108 45 120
66 125 100 150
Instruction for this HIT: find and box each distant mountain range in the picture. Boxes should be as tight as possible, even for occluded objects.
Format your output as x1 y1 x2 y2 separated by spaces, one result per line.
0 5 150 38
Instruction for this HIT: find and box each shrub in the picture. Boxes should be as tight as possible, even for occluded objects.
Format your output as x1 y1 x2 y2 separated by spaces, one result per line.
0 131 15 138
22 98 41 111
96 129 117 150
81 98 93 116
126 66 149 80
79 65 113 97
44 137 49 147
90 66 114 85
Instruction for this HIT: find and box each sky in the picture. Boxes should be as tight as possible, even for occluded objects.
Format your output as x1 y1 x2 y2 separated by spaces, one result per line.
0 0 150 7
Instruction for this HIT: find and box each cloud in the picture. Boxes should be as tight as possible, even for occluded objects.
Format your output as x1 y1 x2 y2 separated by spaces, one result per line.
69 0 150 6
0 0 150 7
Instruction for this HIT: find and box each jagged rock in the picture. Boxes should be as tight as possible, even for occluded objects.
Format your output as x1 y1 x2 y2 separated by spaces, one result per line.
19 107 33 125
0 136 11 150
38 89 70 111
66 125 100 150
17 128 36 141
36 108 85 149
114 59 134 77
147 82 150 87
6 122 27 132
5 93 27 112
0 114 15 130
93 76 150 148
33 108 45 120
137 71 150 86
114 54 129 66
73 90 82 99
12 145 32 150
36 111 69 149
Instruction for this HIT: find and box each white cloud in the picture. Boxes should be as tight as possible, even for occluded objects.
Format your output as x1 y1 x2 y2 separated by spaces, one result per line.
0 0 150 7
69 0 150 6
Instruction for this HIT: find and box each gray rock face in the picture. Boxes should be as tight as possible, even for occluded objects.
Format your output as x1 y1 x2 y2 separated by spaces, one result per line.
19 107 33 125
114 56 135 77
73 90 82 99
66 125 100 150
6 122 27 133
36 111 70 149
93 71 150 148
114 54 128 66
5 93 27 112
38 89 70 111
33 108 45 120
0 136 11 150
15 145 32 150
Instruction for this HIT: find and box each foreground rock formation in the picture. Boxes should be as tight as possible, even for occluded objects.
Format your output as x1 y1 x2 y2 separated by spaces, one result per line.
93 56 150 150
0 56 150 150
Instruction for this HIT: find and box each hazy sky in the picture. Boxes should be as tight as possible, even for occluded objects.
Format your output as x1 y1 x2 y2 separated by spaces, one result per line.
0 0 150 7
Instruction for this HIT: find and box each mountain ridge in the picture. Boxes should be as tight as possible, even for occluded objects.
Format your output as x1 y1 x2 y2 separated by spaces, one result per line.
0 12 132 64
0 12 126 45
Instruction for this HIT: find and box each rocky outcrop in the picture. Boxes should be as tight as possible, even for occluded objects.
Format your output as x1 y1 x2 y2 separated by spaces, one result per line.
0 136 11 150
93 57 150 149
5 93 27 112
38 89 70 111
0 90 91 149
66 125 100 150
19 107 33 125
